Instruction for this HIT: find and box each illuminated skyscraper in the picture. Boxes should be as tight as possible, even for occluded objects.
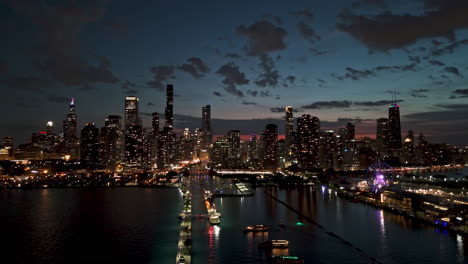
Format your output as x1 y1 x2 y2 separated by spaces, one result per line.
401 130 414 165
125 124 143 167
202 105 212 148
150 112 159 165
63 98 77 151
227 130 241 168
164 84 174 129
100 115 123 169
376 118 389 157
297 114 320 171
263 124 278 170
80 123 100 169
388 103 402 152
124 96 140 131
285 106 294 146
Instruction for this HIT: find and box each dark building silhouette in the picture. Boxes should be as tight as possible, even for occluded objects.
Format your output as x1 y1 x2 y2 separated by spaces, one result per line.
376 118 389 157
80 123 100 169
388 103 402 152
263 124 278 170
202 105 212 148
297 114 320 171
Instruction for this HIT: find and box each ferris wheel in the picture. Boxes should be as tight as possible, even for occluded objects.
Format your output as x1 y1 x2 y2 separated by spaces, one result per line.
366 162 394 192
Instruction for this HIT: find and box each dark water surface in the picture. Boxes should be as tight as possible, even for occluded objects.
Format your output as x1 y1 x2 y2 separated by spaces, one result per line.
0 188 181 263
1 182 466 264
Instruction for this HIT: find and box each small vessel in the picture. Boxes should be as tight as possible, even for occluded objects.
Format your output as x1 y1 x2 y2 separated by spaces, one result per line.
258 240 289 249
209 215 220 225
271 256 304 264
278 220 285 228
244 225 269 232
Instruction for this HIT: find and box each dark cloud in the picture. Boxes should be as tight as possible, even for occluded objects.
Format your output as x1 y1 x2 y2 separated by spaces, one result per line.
216 62 249 97
337 1 468 51
122 80 136 90
47 95 70 103
298 22 320 43
443 66 463 77
302 100 352 109
333 63 417 80
109 20 128 36
310 48 328 56
80 83 96 91
5 1 121 86
286 75 296 84
351 0 387 9
289 9 314 22
147 102 154 106
431 39 468 56
262 14 282 24
213 91 223 97
0 59 8 75
237 21 287 55
411 89 429 98
404 110 468 122
255 54 279 87
147 65 175 90
241 101 257 106
354 100 403 106
225 53 242 59
247 90 258 97
1 77 54 92
450 89 468 99
408 56 420 64
178 57 210 79
435 103 468 109
428 60 445 66
270 107 300 113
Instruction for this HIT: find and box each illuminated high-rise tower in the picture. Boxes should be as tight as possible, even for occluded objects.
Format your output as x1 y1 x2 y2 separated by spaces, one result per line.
285 106 294 145
202 105 212 148
297 114 320 171
80 123 100 169
263 124 278 170
124 96 140 132
63 97 77 150
164 84 174 129
376 118 389 157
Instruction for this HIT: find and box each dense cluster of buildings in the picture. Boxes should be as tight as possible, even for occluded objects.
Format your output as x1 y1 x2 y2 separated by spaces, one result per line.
0 85 466 172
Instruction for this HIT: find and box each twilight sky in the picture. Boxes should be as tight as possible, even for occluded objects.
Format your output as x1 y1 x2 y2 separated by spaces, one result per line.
1 0 468 145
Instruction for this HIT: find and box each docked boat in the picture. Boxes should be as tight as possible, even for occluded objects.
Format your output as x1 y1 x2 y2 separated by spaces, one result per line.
258 240 289 249
244 225 269 232
271 256 304 264
209 215 220 225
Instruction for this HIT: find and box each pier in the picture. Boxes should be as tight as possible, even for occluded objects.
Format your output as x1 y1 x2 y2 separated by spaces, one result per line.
176 184 192 264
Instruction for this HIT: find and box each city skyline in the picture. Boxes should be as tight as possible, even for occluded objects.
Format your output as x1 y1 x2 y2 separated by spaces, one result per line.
1 0 468 145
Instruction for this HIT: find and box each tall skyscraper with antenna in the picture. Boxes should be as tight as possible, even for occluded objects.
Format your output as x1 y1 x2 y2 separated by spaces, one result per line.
388 91 402 153
63 97 77 153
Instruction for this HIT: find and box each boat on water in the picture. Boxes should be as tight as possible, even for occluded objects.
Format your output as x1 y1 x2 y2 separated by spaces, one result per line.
271 256 304 264
278 220 285 228
209 215 220 225
258 240 289 249
244 225 269 232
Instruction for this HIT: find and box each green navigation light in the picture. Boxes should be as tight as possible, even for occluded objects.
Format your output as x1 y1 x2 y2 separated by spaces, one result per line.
295 222 305 226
